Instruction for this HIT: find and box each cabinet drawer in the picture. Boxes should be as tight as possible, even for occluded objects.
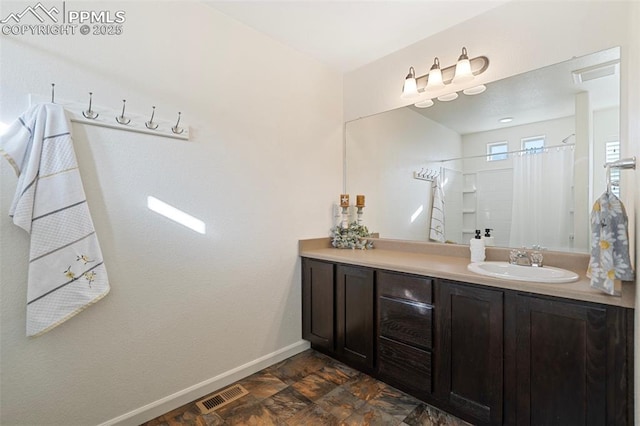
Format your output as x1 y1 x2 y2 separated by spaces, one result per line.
378 336 432 395
377 271 432 304
379 297 432 349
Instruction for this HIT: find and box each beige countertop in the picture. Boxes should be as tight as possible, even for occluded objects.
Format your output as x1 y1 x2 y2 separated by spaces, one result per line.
299 238 635 309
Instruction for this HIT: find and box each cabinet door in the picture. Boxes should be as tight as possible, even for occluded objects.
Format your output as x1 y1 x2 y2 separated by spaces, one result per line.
436 280 503 425
515 294 608 426
301 258 335 353
336 265 375 370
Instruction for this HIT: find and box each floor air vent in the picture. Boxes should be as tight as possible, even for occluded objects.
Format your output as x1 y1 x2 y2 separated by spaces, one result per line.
196 384 249 414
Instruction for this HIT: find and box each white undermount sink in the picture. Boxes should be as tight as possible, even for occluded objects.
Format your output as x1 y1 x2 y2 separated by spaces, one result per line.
467 261 579 283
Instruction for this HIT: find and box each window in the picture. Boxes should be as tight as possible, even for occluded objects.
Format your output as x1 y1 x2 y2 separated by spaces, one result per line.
487 141 508 162
521 135 545 154
606 140 620 196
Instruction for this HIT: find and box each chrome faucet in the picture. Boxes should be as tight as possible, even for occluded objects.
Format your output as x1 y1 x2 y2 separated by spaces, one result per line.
510 249 531 266
509 249 544 267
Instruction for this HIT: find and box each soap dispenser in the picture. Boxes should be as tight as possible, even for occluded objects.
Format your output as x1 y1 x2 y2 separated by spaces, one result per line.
470 229 485 262
483 228 495 247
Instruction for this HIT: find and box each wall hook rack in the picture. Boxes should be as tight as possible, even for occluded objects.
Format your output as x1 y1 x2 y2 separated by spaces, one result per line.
413 168 439 181
30 86 190 141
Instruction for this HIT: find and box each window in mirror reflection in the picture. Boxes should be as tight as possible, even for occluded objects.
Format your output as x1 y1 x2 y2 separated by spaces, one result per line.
487 141 508 161
522 135 545 154
606 140 621 197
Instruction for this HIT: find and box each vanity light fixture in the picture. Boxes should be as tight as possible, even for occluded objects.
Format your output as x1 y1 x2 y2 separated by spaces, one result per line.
425 58 446 91
401 66 419 99
402 47 489 108
452 47 474 84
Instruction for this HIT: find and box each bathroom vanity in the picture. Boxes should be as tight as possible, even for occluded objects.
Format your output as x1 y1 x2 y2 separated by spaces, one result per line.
300 238 634 426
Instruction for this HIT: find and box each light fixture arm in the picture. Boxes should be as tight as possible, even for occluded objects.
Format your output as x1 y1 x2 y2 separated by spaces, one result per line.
458 47 469 61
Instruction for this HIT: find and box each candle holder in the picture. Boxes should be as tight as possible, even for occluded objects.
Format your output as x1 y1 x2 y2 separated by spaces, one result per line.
356 206 364 225
341 206 349 229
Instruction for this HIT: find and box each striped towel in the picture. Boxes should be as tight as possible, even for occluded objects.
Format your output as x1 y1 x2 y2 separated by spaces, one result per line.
1 103 109 336
429 175 445 243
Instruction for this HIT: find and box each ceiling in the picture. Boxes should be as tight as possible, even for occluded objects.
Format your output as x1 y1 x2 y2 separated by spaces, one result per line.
205 1 508 72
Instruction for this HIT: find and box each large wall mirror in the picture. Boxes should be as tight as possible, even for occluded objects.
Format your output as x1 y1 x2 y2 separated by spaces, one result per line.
345 47 620 253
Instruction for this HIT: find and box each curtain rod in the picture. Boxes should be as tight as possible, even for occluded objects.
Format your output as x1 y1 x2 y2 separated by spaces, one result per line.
437 143 575 163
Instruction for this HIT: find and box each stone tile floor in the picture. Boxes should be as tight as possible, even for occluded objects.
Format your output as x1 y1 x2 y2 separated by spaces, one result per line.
142 349 470 426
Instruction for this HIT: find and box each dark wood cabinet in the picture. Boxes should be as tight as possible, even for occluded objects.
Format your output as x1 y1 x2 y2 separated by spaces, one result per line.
301 258 335 353
436 280 504 426
301 257 634 425
508 293 632 426
377 271 433 398
301 258 375 370
336 265 375 371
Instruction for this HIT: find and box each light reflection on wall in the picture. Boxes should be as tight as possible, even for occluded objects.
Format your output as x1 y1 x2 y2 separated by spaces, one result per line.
410 205 424 223
147 196 206 235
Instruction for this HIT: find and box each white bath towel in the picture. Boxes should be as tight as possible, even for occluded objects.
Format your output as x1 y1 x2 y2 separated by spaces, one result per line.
586 191 634 295
429 176 445 243
1 103 110 336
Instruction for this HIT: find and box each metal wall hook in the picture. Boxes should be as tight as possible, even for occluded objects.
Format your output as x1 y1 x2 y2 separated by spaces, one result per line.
145 106 159 130
51 83 55 103
115 99 131 125
171 112 184 134
82 92 99 119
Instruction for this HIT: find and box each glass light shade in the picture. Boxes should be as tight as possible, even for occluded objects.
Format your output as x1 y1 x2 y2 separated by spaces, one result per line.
401 67 419 99
452 47 474 84
425 58 446 91
463 84 486 95
437 92 459 102
414 99 434 108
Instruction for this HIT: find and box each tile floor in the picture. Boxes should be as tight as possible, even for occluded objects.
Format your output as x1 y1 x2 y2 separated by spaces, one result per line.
142 349 470 426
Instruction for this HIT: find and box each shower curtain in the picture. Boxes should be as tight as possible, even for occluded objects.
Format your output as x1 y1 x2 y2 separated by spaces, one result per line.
509 148 574 251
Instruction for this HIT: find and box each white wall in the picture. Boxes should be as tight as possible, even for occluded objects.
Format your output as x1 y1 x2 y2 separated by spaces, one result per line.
345 107 460 241
0 2 342 425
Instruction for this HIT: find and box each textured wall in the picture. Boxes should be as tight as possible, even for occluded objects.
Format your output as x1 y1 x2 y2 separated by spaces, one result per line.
0 2 342 424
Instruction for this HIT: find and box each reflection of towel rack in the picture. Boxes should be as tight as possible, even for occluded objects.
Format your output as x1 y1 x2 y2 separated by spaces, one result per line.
604 156 636 192
413 168 439 181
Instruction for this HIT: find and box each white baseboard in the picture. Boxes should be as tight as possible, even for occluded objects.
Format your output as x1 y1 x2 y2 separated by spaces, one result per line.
98 340 311 426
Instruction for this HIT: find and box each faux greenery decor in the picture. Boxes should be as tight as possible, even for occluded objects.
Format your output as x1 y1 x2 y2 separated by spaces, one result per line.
330 222 374 250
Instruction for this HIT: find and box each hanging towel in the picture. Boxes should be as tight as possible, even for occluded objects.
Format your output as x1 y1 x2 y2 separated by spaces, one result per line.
586 191 634 295
429 175 445 243
0 103 110 336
